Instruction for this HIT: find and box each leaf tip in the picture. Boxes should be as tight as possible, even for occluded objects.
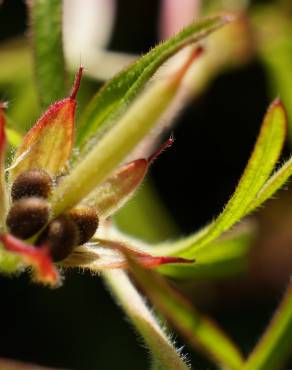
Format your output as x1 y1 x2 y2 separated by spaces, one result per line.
271 96 283 107
269 97 288 133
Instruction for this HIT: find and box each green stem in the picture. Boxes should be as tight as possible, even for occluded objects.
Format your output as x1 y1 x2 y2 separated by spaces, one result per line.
128 257 244 370
103 269 190 370
28 0 66 109
242 281 292 370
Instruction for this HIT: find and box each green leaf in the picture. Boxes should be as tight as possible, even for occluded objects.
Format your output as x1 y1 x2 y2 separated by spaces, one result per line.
153 99 287 258
128 258 244 370
242 282 292 370
103 269 190 370
51 51 197 216
28 0 66 109
76 14 232 149
246 157 292 213
157 223 254 279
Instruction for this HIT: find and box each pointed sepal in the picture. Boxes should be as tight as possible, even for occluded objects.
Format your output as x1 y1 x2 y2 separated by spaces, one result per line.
84 159 148 218
10 67 83 180
62 237 194 270
84 136 174 218
0 233 60 287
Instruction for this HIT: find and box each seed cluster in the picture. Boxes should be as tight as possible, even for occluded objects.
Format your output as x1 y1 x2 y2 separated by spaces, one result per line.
6 169 99 261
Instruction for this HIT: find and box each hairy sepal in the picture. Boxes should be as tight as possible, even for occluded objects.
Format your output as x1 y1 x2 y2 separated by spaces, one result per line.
84 159 148 218
9 68 83 181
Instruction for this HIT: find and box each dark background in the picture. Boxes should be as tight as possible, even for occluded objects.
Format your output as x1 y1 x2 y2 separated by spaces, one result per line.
0 1 291 369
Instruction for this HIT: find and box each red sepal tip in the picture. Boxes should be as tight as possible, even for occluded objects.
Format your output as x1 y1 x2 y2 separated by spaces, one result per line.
0 234 60 287
147 134 174 165
137 253 195 268
70 66 84 100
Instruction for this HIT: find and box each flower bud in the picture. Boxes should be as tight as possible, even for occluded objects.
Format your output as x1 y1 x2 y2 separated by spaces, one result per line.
68 206 99 245
6 197 50 239
11 169 53 201
37 215 78 262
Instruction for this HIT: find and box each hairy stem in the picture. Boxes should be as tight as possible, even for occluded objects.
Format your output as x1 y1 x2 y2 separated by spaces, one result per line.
103 269 190 370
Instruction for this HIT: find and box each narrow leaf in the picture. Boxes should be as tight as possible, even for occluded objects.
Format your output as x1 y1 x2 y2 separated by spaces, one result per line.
0 234 59 287
76 14 232 148
103 269 190 370
128 257 244 370
52 51 198 216
246 156 292 213
0 103 8 231
28 0 66 109
154 99 287 257
9 68 83 181
242 281 292 370
157 223 254 279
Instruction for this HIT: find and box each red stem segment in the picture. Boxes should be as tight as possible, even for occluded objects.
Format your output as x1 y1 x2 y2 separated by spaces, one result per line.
70 66 84 100
147 135 174 165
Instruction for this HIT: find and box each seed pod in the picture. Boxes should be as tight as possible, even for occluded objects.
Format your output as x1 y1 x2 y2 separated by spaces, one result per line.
37 215 78 262
11 169 52 201
68 206 99 245
6 197 50 239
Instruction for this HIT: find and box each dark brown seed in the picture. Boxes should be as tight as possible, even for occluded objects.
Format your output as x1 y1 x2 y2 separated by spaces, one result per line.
11 169 53 201
6 197 50 239
37 215 78 262
68 206 99 245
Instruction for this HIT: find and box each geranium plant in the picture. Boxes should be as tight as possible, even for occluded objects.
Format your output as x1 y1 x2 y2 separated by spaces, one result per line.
0 1 291 369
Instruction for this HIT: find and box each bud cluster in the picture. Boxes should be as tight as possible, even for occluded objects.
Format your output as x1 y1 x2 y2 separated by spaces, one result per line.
6 169 98 261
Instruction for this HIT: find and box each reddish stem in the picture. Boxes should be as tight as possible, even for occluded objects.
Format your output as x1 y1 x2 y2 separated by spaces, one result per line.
147 134 174 165
173 45 204 83
70 66 84 100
